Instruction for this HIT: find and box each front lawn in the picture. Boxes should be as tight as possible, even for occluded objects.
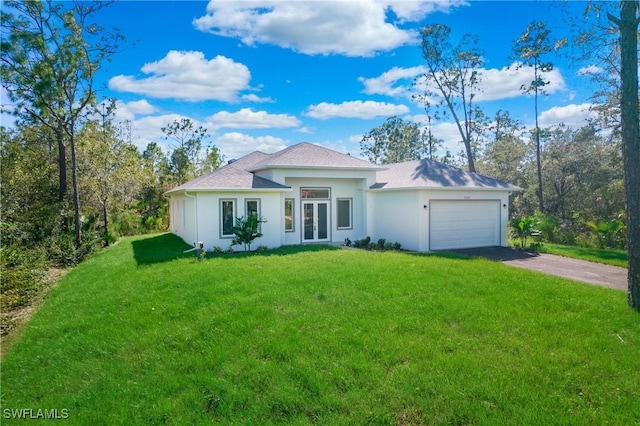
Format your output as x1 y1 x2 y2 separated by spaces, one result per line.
1 234 638 425
538 243 628 268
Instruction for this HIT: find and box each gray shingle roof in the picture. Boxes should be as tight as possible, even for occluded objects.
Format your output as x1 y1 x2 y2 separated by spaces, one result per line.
226 151 271 171
167 143 520 194
371 159 521 190
248 142 382 171
166 165 289 193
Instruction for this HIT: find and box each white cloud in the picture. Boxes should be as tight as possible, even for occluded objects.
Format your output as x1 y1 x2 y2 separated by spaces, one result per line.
206 108 300 129
124 113 194 152
306 100 410 120
296 126 314 134
476 62 567 102
577 65 604 76
240 93 274 103
108 51 253 102
359 66 426 97
215 132 288 160
369 61 567 104
126 99 158 115
112 99 159 122
538 103 596 127
193 1 466 56
386 0 468 22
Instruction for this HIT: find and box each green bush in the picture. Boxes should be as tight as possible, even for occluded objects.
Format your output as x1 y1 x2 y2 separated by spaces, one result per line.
231 215 265 251
45 230 102 267
510 215 540 249
0 244 48 311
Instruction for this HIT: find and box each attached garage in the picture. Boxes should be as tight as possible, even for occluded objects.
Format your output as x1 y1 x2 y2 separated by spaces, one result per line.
429 200 501 251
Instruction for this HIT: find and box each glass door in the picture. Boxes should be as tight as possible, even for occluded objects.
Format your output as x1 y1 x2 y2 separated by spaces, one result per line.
302 201 329 242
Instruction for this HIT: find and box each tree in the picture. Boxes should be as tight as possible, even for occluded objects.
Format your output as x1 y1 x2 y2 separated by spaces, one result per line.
0 124 59 246
1 0 123 247
162 118 213 184
539 125 622 221
608 1 640 310
422 116 444 161
78 102 144 245
360 116 423 164
512 21 565 213
415 24 483 172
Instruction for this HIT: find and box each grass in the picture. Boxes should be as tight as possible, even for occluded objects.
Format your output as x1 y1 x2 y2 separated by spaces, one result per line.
538 243 628 268
1 233 639 425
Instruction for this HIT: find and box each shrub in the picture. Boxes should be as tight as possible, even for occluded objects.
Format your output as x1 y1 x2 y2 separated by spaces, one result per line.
586 218 626 249
510 216 540 249
45 230 102 267
0 244 48 311
230 215 265 251
353 236 370 248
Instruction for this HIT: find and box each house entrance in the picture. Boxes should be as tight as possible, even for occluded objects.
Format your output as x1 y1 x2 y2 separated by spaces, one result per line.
302 201 329 242
300 188 330 243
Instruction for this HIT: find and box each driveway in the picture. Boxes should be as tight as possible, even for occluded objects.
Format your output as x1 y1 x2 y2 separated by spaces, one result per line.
450 246 628 291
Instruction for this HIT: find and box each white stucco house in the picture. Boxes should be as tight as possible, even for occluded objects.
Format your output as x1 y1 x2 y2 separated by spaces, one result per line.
166 142 520 252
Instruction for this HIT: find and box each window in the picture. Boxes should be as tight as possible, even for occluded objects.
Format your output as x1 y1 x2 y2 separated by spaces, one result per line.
220 199 236 237
337 198 352 230
301 188 330 199
246 199 260 218
284 198 294 232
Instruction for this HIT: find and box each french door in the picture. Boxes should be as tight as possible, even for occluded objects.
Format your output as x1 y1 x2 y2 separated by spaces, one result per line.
302 201 329 242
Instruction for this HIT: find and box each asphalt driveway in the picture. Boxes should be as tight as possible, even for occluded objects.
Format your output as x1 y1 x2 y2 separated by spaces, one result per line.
450 246 628 291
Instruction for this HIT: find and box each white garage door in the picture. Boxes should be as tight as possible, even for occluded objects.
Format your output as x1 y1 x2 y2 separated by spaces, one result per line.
430 200 500 250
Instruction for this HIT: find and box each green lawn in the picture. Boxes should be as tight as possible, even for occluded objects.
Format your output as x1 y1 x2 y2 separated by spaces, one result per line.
538 243 628 268
2 234 639 425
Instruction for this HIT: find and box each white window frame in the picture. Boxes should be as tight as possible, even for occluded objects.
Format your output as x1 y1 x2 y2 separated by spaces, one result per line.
245 199 261 218
284 198 295 232
336 198 353 230
220 199 237 238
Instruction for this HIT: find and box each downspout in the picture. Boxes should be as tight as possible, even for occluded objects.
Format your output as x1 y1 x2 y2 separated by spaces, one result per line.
184 191 199 245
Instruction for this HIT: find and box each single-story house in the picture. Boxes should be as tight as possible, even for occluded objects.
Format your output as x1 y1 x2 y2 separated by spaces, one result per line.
166 142 521 252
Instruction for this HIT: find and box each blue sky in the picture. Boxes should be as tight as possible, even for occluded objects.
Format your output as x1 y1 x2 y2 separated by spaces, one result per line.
77 1 603 159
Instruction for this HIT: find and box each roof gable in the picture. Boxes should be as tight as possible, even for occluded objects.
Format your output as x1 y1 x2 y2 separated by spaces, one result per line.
371 159 521 190
249 142 381 171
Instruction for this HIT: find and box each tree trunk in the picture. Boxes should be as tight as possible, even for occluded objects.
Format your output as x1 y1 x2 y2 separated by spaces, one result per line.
102 199 109 247
611 1 640 310
56 125 69 232
69 129 82 248
618 1 640 311
534 66 544 213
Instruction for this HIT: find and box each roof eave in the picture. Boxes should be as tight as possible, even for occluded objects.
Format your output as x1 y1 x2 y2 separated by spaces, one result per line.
368 185 521 192
166 187 292 195
250 165 384 172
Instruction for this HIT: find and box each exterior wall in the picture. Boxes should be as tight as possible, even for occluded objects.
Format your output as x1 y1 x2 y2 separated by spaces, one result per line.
169 178 512 253
282 177 369 245
256 167 378 188
171 191 286 252
367 189 512 252
367 190 424 251
170 194 197 248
